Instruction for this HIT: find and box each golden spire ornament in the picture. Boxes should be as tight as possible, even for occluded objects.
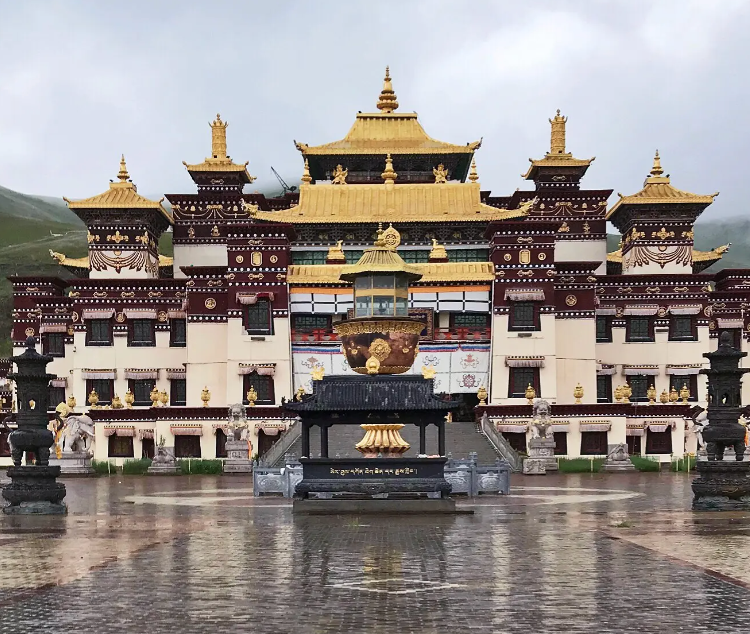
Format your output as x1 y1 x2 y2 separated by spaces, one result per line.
381 153 397 184
117 155 130 182
376 65 399 113
210 113 228 160
549 109 567 155
301 158 312 184
650 149 664 177
468 158 479 183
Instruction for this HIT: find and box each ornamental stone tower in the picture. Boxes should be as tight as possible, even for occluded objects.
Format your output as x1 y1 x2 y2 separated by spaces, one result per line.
64 156 172 279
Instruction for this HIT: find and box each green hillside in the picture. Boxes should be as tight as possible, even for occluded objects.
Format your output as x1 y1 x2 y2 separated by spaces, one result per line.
0 185 81 225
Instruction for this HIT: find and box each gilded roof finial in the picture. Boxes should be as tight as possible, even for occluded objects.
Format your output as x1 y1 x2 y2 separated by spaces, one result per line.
374 222 386 247
650 149 664 177
381 153 397 184
429 238 449 262
468 158 479 183
326 240 346 263
376 66 399 113
117 154 130 182
301 158 312 184
549 109 567 155
210 113 229 160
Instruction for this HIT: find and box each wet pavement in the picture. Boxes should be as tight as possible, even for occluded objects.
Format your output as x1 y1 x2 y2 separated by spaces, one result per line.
1 472 750 633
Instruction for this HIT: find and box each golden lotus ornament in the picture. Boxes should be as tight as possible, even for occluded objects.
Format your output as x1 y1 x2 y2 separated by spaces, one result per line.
355 424 410 458
525 384 536 405
477 386 488 405
573 383 584 404
647 385 657 405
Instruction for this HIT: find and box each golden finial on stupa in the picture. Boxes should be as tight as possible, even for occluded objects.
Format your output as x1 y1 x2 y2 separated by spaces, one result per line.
549 109 567 155
374 222 386 247
468 158 479 183
381 153 397 184
117 155 130 182
301 158 312 184
210 113 228 160
650 149 664 177
376 65 399 113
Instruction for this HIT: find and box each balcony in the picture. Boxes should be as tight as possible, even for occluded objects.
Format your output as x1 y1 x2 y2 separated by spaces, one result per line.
291 327 492 343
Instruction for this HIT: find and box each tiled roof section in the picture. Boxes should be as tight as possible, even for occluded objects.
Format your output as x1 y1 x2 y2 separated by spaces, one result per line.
283 375 461 411
254 182 530 224
288 261 495 285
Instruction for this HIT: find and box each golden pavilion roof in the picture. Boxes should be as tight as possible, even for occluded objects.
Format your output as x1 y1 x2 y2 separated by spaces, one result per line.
339 227 422 281
50 250 173 271
254 181 531 224
295 68 480 157
289 261 495 285
183 114 256 180
64 156 172 223
522 110 594 179
607 151 718 217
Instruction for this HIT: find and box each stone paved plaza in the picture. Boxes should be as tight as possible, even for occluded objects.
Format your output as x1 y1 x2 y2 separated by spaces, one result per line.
2 473 750 633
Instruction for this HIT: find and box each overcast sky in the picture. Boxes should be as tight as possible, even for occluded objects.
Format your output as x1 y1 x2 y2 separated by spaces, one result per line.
1 1 748 218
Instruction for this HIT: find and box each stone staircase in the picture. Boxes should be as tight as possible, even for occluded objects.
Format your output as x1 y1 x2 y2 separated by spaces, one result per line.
271 420 502 466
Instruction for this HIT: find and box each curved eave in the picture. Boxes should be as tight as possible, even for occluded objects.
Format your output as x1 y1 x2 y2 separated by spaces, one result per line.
288 262 495 285
607 189 718 219
521 155 595 179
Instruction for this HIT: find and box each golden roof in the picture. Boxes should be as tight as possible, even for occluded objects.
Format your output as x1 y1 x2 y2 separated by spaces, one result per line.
522 110 594 179
607 151 718 217
253 181 531 224
295 68 480 156
64 156 172 223
339 227 422 281
289 261 495 285
49 250 173 271
183 114 256 180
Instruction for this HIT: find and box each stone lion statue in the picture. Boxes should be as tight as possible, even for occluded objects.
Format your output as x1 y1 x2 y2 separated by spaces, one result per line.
530 399 553 439
227 403 249 441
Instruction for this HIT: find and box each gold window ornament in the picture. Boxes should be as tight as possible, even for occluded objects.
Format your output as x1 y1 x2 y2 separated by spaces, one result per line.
270 255 278 263
503 253 512 261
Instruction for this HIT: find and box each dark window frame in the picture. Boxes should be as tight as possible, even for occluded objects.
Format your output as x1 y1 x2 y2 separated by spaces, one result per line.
509 302 539 332
669 315 697 341
244 299 273 335
580 431 608 456
596 374 612 403
43 332 66 357
646 429 673 454
626 316 654 342
450 313 490 329
128 319 155 347
170 319 187 347
170 379 187 406
291 314 332 333
670 374 699 402
86 319 112 346
243 372 275 405
626 374 650 403
86 379 113 406
108 435 134 458
508 367 540 398
47 386 66 411
175 435 201 458
596 316 612 343
128 379 156 407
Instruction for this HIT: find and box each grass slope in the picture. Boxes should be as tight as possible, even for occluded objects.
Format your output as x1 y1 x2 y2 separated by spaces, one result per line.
0 185 81 225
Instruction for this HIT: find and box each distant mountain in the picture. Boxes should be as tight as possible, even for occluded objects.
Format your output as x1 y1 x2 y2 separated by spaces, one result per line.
0 185 82 226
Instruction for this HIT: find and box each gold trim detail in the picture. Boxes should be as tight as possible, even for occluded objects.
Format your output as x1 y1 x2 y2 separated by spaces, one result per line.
334 319 425 337
205 298 217 310
368 338 392 361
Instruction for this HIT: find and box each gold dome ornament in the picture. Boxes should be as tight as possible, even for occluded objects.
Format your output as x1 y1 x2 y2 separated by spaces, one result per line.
246 386 258 407
621 384 632 404
679 384 690 404
573 383 584 404
614 385 623 403
468 158 479 183
525 384 536 405
660 389 669 404
647 385 657 405
124 388 135 408
201 386 211 407
669 386 679 403
111 395 124 409
477 386 488 405
66 395 77 409
88 389 99 408
159 390 169 407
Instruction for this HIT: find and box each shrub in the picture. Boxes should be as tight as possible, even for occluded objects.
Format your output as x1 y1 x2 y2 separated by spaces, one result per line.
92 460 118 475
177 459 223 475
558 458 604 473
671 455 697 472
121 458 152 475
630 456 661 472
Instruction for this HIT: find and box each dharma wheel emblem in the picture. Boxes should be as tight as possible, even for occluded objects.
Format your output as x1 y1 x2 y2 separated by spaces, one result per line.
382 224 401 249
205 298 217 310
368 338 392 361
24 327 34 337
565 295 577 307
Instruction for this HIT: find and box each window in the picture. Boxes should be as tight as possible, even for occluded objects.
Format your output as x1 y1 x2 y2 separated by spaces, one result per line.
646 429 673 454
627 435 642 456
170 319 187 347
344 250 365 264
670 375 698 402
553 432 568 456
245 299 272 334
596 316 612 343
108 435 134 458
509 302 538 331
215 430 228 458
450 314 490 329
597 375 612 403
175 435 201 458
129 319 155 347
86 319 112 346
669 316 696 341
292 315 331 333
400 250 430 263
48 386 66 410
508 367 540 398
170 379 186 406
626 375 650 403
243 373 275 405
627 317 653 342
450 248 490 262
291 251 326 265
129 379 155 407
580 431 608 455
43 333 65 357
501 432 527 453
86 379 113 405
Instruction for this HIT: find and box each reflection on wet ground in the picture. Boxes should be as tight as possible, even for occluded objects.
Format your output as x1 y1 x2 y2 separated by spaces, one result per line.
1 472 749 633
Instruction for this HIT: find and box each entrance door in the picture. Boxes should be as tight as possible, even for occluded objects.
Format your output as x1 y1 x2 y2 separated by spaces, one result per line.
141 438 155 459
257 430 278 458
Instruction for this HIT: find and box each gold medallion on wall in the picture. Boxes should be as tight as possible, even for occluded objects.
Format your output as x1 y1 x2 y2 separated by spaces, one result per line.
205 298 217 310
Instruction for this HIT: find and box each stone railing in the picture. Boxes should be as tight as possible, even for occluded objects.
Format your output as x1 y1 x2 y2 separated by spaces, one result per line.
444 454 511 495
253 456 302 497
258 421 301 467
480 414 524 472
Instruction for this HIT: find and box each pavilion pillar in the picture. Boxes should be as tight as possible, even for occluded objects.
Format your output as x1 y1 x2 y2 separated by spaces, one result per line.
301 420 311 458
418 424 427 455
437 421 446 457
320 423 329 458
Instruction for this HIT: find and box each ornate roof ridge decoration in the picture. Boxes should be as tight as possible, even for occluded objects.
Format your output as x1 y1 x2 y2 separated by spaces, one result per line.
522 110 594 179
294 67 480 157
64 156 172 223
182 114 256 181
252 181 532 224
607 150 718 217
49 250 173 272
288 261 495 285
608 242 729 273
